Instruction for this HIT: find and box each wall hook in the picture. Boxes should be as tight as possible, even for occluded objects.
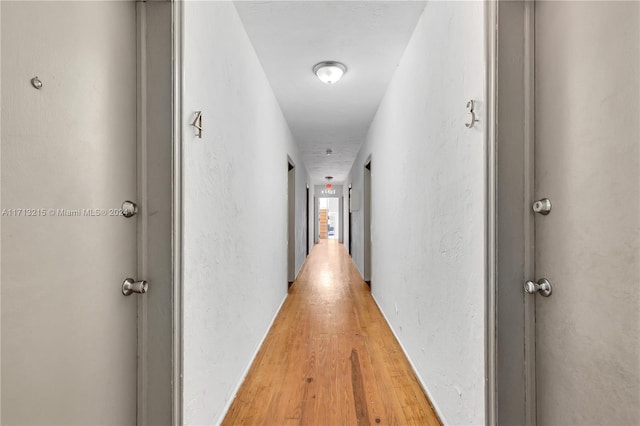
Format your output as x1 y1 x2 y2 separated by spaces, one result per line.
465 100 479 128
31 76 43 90
191 111 203 138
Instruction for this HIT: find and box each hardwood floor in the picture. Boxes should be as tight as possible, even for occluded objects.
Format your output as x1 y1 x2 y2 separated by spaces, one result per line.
222 240 441 425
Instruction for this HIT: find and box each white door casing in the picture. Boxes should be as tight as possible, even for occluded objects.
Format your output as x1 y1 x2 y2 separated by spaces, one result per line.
363 159 372 283
288 161 295 283
137 1 177 424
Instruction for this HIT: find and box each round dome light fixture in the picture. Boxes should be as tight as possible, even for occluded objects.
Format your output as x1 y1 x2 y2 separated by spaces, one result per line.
313 61 347 85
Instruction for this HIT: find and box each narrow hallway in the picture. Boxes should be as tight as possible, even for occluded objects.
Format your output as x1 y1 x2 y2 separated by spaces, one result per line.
223 240 441 425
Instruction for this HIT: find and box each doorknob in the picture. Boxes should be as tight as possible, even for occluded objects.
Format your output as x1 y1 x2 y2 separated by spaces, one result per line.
121 200 138 218
122 278 148 296
532 198 552 215
524 278 552 297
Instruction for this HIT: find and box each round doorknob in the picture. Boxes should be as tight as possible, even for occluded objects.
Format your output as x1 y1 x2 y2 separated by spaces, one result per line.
524 278 552 297
122 278 148 296
122 200 138 218
532 198 552 215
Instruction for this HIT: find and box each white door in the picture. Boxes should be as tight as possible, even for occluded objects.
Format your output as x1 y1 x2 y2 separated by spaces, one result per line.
534 1 639 424
2 2 140 424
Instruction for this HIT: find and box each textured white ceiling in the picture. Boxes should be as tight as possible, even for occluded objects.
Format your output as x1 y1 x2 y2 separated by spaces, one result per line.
234 1 426 183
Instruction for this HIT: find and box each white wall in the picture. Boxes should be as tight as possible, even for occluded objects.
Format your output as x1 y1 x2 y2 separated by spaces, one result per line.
346 2 486 423
181 2 310 424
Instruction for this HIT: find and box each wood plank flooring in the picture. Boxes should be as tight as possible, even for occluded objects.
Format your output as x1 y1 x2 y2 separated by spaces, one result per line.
222 240 441 425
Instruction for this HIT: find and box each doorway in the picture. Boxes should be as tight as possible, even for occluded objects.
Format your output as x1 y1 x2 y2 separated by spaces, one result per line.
317 197 340 240
287 159 295 284
364 159 372 284
306 185 310 256
349 186 353 255
338 196 344 244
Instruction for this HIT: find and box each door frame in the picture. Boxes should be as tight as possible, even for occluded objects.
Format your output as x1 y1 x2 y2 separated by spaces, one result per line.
287 158 296 283
363 157 372 284
314 195 319 243
316 197 326 240
348 185 352 255
171 1 185 424
305 184 310 256
485 1 536 425
338 196 344 244
136 2 184 425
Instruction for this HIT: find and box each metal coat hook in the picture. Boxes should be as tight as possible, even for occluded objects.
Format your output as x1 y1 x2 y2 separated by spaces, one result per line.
465 100 479 128
192 111 203 138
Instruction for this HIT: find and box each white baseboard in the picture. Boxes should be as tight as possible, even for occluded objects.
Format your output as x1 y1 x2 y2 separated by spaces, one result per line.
370 293 449 425
214 293 288 426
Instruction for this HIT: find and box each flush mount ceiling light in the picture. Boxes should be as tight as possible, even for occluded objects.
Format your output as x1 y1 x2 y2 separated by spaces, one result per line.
313 61 347 85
